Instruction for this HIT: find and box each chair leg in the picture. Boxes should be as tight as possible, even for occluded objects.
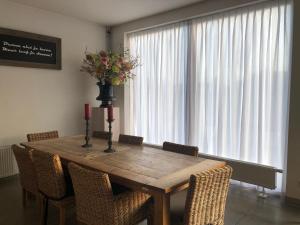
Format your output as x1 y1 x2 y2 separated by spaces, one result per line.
39 195 48 225
59 206 66 225
147 216 153 225
27 191 36 200
22 188 27 207
36 194 41 213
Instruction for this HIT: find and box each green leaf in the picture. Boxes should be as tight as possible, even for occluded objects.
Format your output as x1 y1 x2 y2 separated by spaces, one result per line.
112 65 120 73
111 77 121 85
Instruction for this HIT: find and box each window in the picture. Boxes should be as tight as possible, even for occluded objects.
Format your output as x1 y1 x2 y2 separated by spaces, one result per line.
128 22 189 144
127 0 292 174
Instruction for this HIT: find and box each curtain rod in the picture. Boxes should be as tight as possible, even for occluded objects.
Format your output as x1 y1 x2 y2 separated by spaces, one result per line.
125 0 275 35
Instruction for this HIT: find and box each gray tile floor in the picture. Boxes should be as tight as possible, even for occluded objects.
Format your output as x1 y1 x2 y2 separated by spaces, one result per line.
0 175 300 225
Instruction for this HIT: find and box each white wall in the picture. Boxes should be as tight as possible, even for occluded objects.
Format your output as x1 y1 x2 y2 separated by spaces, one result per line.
0 0 106 145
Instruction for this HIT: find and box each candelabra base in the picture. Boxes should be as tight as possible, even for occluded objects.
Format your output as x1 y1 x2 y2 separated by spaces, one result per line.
82 143 92 148
104 148 116 153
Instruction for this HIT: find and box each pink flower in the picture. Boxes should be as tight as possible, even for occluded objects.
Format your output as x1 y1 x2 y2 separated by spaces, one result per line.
119 73 126 81
101 57 108 65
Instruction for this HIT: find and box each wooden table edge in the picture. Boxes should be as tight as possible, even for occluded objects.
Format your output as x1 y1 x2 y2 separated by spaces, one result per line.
20 140 226 195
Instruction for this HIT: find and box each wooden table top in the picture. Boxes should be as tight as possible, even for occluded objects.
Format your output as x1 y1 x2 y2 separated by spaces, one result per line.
21 135 225 194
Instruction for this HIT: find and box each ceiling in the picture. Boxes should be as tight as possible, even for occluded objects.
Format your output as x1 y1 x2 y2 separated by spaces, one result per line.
8 0 204 26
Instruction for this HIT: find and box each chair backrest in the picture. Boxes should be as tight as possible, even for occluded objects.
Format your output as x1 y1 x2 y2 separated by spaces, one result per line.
93 131 110 140
12 145 38 194
27 130 59 142
183 166 232 225
163 142 199 157
32 150 66 199
68 163 114 225
118 134 143 145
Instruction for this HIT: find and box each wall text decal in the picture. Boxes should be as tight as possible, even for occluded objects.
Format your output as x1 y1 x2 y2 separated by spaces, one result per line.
0 28 61 70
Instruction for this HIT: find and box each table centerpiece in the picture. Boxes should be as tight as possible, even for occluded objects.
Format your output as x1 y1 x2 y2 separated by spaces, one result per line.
81 49 138 152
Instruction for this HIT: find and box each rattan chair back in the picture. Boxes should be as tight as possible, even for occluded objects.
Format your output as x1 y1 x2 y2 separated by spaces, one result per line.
163 142 199 157
68 163 114 225
32 150 66 199
12 145 38 194
27 130 59 142
93 131 110 140
183 165 232 225
118 134 143 145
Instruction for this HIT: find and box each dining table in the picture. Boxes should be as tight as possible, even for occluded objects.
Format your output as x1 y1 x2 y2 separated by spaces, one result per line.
21 135 226 225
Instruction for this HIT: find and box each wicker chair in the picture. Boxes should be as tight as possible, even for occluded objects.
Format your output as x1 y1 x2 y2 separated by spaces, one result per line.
27 130 59 142
162 142 199 157
68 162 152 225
93 130 110 140
118 134 143 145
12 145 38 207
32 150 74 225
183 165 232 225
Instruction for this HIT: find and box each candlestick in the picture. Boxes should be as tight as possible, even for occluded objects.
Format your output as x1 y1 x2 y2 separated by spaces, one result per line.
104 118 115 153
82 104 92 148
104 105 115 153
82 119 92 148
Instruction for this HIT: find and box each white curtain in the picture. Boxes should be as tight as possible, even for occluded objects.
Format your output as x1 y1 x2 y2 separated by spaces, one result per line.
189 0 293 170
128 22 189 144
127 0 292 175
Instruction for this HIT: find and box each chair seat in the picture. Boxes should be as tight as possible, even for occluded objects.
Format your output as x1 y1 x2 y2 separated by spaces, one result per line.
113 191 152 224
50 196 75 208
77 191 152 225
32 150 73 225
68 162 152 225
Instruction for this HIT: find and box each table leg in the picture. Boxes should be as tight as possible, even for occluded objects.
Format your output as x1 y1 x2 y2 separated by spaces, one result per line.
153 193 170 225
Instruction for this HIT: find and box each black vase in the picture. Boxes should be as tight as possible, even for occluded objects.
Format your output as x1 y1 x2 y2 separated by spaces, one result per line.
96 81 115 107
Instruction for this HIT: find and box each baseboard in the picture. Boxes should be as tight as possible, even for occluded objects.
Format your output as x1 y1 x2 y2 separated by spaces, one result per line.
285 196 300 207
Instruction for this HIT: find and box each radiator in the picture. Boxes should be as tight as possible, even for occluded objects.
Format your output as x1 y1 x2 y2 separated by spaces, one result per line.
0 145 19 178
198 153 282 190
144 143 281 190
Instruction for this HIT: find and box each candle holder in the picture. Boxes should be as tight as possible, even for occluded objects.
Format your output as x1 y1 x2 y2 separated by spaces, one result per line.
82 118 92 148
104 118 115 153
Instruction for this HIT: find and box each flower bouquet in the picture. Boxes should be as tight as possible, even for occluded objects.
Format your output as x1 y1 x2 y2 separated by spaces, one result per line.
81 49 138 107
81 49 138 85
